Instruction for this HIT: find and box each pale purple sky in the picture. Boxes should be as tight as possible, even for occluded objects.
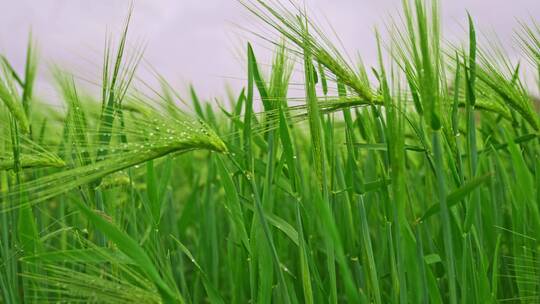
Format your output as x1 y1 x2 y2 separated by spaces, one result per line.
1 0 539 101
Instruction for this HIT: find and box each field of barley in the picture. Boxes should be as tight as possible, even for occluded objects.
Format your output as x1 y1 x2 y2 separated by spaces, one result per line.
1 0 539 303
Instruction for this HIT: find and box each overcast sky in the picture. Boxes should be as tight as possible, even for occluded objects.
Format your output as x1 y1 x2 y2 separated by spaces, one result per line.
1 0 539 101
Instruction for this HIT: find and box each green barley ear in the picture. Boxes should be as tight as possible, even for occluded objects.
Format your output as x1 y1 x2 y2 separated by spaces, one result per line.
0 153 64 171
268 41 294 107
0 131 65 171
54 69 93 167
299 17 325 189
240 0 377 103
21 33 38 121
474 27 540 131
0 33 36 136
21 239 164 304
0 63 30 134
97 5 144 162
97 171 130 189
518 20 540 68
194 119 229 153
390 0 443 128
1 101 228 211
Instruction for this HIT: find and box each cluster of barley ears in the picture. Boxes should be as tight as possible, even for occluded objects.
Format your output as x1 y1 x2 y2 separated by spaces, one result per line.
1 0 539 303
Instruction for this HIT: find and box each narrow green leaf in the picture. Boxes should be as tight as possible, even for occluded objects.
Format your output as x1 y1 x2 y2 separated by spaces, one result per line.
420 173 492 221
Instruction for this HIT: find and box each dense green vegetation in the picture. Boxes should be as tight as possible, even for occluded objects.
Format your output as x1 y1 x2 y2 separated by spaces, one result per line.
1 0 539 303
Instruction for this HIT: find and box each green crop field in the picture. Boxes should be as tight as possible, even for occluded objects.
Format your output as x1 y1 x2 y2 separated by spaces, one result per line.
1 0 539 303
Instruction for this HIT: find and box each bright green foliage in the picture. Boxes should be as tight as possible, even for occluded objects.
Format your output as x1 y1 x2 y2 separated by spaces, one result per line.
1 1 540 303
